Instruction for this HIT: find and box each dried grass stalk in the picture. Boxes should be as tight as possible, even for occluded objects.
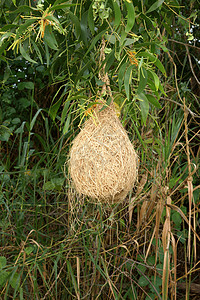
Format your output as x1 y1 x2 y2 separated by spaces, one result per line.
69 105 138 204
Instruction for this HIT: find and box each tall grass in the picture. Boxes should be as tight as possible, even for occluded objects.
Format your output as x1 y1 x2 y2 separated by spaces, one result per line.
0 89 199 300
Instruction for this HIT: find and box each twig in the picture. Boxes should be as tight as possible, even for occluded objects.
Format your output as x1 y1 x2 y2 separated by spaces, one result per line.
185 45 200 86
99 37 113 103
160 97 198 118
168 39 200 50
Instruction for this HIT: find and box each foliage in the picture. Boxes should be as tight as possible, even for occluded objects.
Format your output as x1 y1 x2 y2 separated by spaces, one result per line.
0 0 200 299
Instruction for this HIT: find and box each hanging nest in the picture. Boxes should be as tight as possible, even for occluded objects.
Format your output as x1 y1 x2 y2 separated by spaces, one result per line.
68 104 138 204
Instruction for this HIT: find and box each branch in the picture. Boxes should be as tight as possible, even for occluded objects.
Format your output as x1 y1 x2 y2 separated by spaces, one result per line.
185 45 200 86
160 97 199 118
168 39 200 50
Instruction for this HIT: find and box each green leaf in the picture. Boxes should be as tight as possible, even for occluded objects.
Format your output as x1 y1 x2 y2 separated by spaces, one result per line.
146 94 161 108
145 293 156 300
124 65 133 100
49 99 62 121
105 50 115 73
43 178 65 191
137 67 148 94
158 81 166 95
88 4 95 34
112 0 121 28
172 211 182 227
147 0 165 13
9 5 36 14
44 41 50 67
30 109 43 131
50 2 77 11
0 256 7 269
138 276 149 287
67 260 80 297
84 29 107 58
125 1 135 33
19 44 37 64
31 39 43 64
18 81 34 90
17 19 36 37
12 118 20 125
0 271 9 287
10 272 20 289
63 114 71 135
44 25 58 50
0 126 12 141
45 15 64 34
68 11 81 39
75 61 92 83
0 32 13 46
61 100 71 125
1 24 18 31
3 65 11 83
147 70 160 91
25 246 34 255
53 0 76 6
118 62 128 92
137 93 149 124
80 11 89 46
136 264 147 274
136 51 166 76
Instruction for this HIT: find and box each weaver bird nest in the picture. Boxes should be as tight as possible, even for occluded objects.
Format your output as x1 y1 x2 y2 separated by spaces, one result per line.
69 105 138 204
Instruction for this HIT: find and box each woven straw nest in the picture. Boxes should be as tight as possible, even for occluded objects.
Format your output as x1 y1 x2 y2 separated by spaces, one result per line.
69 105 138 204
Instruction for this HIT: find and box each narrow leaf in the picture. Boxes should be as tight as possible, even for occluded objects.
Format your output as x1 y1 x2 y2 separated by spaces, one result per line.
136 51 166 76
80 11 89 46
75 61 92 84
0 256 7 269
67 261 80 299
31 39 43 64
137 67 148 94
30 109 43 131
49 99 62 121
147 70 160 91
0 32 13 46
20 44 37 64
68 11 81 39
125 1 135 33
124 65 133 100
84 29 107 58
45 15 64 33
63 114 71 135
112 0 121 28
50 3 77 11
118 62 128 91
147 0 165 13
17 19 36 36
61 100 71 125
44 41 50 67
137 93 149 124
44 25 58 50
146 94 161 108
105 50 115 73
9 5 36 14
53 0 76 6
88 4 95 34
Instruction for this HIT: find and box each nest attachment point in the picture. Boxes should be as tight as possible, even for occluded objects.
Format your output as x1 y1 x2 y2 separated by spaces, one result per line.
69 106 138 204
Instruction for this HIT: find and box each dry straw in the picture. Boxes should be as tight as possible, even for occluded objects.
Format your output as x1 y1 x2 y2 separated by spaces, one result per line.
69 104 138 204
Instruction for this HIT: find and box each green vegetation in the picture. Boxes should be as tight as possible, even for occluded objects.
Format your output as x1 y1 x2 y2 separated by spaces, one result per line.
0 0 199 299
